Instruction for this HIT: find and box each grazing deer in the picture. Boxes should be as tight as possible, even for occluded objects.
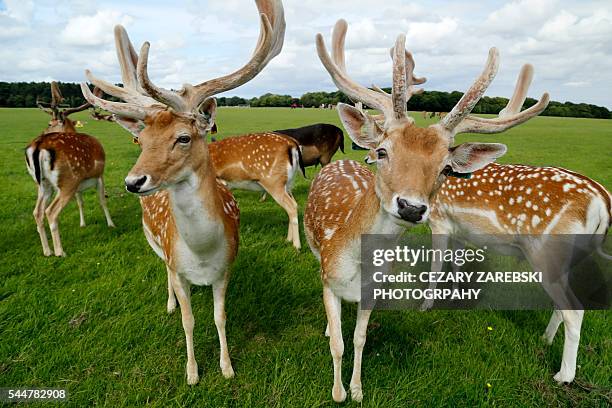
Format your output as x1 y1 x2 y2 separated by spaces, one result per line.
303 19 549 402
80 0 285 384
415 70 611 383
25 82 114 257
274 123 345 167
208 133 304 249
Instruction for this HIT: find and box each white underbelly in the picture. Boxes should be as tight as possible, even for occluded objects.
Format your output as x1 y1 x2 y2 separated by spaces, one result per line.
329 239 362 303
226 180 264 191
78 178 98 192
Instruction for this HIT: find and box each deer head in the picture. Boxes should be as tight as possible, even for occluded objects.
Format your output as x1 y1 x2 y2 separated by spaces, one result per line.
317 19 549 224
38 81 93 134
80 0 285 195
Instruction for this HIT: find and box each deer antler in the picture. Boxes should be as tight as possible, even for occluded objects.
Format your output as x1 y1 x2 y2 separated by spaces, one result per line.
438 49 549 135
137 0 285 112
81 0 285 119
317 19 425 124
50 81 64 108
453 64 550 134
60 87 103 117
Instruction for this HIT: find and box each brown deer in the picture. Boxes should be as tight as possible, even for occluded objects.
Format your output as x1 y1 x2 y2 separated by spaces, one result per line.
80 0 285 384
421 161 611 385
304 19 549 402
25 82 114 257
274 123 345 167
208 133 304 249
413 69 611 384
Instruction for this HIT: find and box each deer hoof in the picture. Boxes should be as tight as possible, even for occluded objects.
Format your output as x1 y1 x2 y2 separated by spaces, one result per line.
350 383 363 402
332 384 347 403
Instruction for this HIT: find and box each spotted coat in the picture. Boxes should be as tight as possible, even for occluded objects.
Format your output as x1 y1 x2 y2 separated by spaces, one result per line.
25 132 105 188
305 160 391 282
431 163 612 235
140 178 240 270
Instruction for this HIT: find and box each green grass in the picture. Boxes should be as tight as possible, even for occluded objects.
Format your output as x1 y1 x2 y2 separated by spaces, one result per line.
0 107 610 407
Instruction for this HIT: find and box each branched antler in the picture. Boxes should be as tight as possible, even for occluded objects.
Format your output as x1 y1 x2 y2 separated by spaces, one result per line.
317 19 426 124
81 0 285 120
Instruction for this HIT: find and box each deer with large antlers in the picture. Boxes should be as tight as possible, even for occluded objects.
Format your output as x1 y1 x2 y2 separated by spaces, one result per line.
304 19 549 402
409 67 612 385
80 0 285 384
25 82 114 257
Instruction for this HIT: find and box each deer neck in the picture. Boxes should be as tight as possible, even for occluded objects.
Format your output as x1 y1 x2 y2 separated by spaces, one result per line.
166 159 225 252
360 178 406 236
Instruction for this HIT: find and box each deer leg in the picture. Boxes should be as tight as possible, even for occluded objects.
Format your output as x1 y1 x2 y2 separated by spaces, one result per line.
349 306 372 402
75 192 86 227
554 310 584 384
450 238 464 291
170 271 198 385
542 310 563 345
213 271 234 379
324 301 340 337
166 266 176 314
261 183 300 250
258 192 267 202
33 184 53 256
97 177 115 227
323 285 346 402
45 189 75 257
530 247 583 384
421 233 449 311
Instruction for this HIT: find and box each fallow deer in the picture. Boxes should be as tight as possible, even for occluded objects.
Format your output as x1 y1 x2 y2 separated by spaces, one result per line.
304 19 549 402
80 0 285 384
274 123 345 167
421 162 611 385
25 82 114 257
411 68 612 384
208 132 304 249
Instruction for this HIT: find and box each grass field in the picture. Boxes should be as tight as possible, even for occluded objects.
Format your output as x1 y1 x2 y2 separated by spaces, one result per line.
0 107 610 407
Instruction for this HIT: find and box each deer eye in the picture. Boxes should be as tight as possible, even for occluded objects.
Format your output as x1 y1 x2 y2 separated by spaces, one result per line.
376 148 388 160
177 135 191 144
441 165 452 175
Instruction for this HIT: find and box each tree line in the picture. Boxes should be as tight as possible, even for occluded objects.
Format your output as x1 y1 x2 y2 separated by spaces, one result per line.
1 81 610 119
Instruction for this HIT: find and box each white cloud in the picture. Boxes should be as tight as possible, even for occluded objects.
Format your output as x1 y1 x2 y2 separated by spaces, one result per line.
564 81 590 87
0 0 610 108
539 10 578 39
485 0 559 32
405 17 458 50
1 0 34 22
60 10 133 46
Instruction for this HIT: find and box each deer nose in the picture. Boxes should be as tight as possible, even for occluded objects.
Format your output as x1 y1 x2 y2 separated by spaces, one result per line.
125 175 148 193
397 198 427 223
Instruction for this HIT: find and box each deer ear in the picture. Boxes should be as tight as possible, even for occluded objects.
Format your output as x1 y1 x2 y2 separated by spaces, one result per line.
337 103 384 149
450 143 507 173
114 116 145 138
196 97 217 133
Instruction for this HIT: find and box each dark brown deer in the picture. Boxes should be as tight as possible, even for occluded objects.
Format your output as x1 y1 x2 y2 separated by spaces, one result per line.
274 123 344 167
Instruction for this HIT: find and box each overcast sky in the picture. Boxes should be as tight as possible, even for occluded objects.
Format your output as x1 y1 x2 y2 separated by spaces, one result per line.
1 0 611 107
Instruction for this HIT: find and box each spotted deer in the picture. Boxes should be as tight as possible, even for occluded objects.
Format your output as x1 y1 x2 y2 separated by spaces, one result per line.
25 82 114 257
304 19 549 402
80 0 285 384
416 77 612 383
208 132 304 249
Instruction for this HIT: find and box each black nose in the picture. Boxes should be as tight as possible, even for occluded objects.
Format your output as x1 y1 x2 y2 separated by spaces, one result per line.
126 175 148 193
397 198 427 222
